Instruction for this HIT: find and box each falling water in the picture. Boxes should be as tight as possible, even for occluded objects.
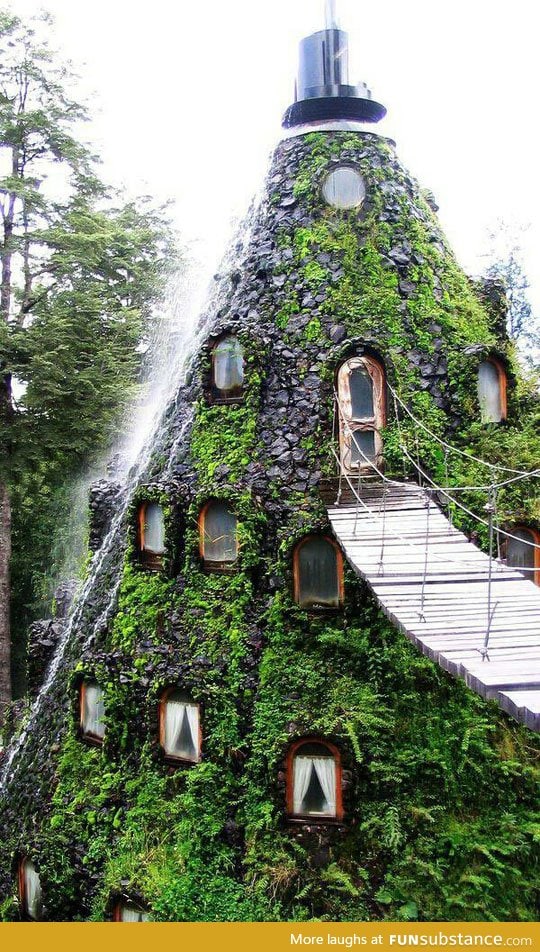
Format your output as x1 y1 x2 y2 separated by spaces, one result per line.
0 195 262 794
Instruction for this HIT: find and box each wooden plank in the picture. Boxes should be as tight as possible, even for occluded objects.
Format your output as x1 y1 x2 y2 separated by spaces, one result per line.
328 480 540 732
496 693 540 731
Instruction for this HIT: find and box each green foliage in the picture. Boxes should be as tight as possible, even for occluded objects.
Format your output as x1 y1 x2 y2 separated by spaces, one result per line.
3 128 539 926
0 10 179 690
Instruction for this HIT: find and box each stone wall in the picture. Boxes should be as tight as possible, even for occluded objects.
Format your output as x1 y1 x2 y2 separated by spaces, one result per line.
0 130 538 923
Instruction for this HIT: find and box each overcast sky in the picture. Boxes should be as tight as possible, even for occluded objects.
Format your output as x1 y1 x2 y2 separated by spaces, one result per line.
10 0 540 311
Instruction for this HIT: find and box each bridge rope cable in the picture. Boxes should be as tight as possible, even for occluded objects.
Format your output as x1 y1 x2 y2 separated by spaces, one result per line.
400 444 540 558
333 391 540 561
388 381 540 482
481 488 499 661
419 491 431 622
330 413 511 573
329 445 509 578
332 395 537 656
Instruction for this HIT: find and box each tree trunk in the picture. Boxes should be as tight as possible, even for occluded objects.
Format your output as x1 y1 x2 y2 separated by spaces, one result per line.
0 481 11 719
0 150 17 720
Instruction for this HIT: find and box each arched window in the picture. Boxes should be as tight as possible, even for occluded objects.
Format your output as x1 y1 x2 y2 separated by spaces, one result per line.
137 502 165 569
505 526 540 586
159 689 201 763
478 358 507 423
293 535 343 609
80 679 105 744
337 355 386 472
287 740 342 820
114 902 149 922
18 859 43 920
199 501 238 569
211 336 244 401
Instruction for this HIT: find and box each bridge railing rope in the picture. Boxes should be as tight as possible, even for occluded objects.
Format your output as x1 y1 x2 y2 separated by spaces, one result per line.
332 390 540 660
333 388 540 553
387 381 540 481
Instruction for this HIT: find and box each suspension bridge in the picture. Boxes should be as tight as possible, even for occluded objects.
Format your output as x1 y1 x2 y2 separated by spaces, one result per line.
329 387 540 732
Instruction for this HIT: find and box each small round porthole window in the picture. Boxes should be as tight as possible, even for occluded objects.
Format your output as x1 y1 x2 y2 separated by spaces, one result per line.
322 166 366 209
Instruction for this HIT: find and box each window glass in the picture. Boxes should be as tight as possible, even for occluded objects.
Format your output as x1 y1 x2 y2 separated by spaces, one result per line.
296 537 340 608
162 691 200 762
293 744 336 817
337 355 385 473
478 360 503 423
349 366 374 419
201 502 238 564
118 903 149 922
20 860 42 921
213 337 244 396
351 430 376 465
141 503 165 554
322 167 366 210
507 528 536 578
81 681 105 741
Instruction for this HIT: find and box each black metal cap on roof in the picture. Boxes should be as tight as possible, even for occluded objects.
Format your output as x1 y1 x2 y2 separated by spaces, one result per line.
282 20 386 129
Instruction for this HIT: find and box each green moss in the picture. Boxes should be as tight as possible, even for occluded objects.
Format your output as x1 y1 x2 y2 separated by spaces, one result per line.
111 564 175 652
191 401 259 484
3 130 540 925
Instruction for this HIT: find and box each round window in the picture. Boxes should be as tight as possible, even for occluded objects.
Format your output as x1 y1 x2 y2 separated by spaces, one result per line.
322 166 366 209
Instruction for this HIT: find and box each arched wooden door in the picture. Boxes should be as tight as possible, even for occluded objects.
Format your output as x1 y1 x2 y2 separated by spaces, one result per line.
337 356 386 473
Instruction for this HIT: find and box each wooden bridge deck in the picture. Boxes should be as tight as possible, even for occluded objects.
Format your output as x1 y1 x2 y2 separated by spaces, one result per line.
327 481 540 732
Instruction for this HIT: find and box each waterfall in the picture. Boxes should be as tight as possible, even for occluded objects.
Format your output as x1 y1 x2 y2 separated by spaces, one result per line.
0 195 262 795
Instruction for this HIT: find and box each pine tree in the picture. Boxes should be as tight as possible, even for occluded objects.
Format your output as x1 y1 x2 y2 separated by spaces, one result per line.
0 11 178 711
484 222 539 367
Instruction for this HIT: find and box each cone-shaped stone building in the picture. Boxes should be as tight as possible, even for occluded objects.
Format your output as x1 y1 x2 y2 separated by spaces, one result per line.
1 11 539 923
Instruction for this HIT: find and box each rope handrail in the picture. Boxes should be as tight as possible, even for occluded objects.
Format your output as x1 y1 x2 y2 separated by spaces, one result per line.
331 391 537 658
387 380 540 482
333 390 540 557
400 444 540 556
328 445 508 573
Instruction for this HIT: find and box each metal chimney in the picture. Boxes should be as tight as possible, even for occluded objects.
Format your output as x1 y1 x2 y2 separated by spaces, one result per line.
283 2 386 128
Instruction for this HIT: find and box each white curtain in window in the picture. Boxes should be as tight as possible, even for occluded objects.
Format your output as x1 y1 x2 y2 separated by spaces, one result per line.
120 904 149 921
186 703 199 752
82 683 105 738
23 861 42 920
312 757 336 815
143 503 165 554
164 698 199 760
293 756 313 814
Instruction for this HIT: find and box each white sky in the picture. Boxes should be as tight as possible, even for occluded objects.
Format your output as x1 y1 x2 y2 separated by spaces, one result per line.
9 0 540 311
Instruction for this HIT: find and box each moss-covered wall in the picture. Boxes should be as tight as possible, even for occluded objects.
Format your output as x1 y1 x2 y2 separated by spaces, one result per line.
0 131 539 923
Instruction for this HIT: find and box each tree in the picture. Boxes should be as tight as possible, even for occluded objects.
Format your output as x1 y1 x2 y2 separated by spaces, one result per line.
483 222 540 367
0 11 178 712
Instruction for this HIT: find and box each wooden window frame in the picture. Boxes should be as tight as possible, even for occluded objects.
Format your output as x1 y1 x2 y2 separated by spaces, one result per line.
18 858 41 921
210 335 245 405
337 355 386 473
158 687 202 765
478 356 507 423
286 738 343 822
198 500 239 573
504 525 540 586
293 534 344 610
137 502 165 571
79 679 105 747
